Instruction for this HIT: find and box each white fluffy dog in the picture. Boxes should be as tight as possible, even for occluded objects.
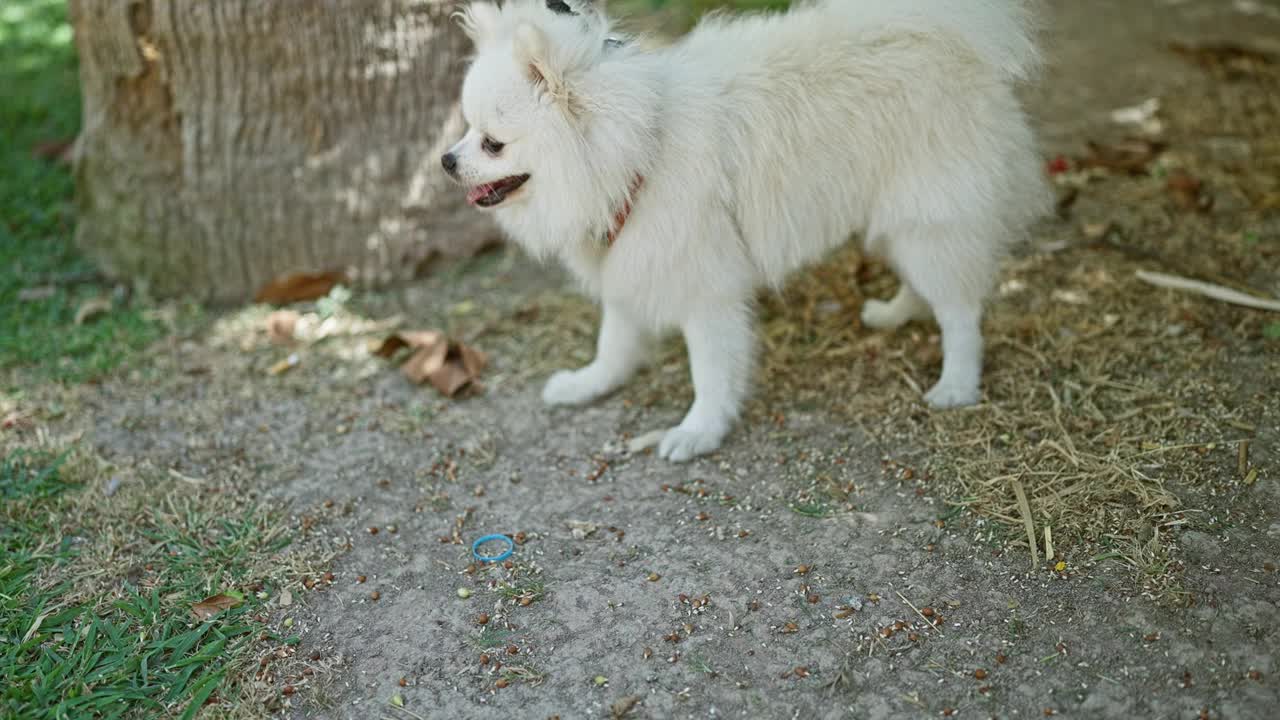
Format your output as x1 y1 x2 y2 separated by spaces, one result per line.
443 0 1050 461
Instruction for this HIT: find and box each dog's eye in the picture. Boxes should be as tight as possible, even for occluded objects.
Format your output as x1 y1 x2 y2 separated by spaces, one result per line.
482 136 505 155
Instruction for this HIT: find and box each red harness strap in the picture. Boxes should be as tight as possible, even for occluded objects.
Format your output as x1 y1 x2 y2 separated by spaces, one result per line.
605 174 645 248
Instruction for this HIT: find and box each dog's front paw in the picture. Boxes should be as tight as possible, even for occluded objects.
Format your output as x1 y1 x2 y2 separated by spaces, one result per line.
924 380 980 409
657 423 727 463
541 368 607 406
860 299 907 329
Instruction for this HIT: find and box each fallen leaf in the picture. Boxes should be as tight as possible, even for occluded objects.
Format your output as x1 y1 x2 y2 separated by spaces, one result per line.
1166 170 1212 212
568 520 598 540
1078 139 1166 175
74 297 113 325
1170 42 1273 78
191 592 244 620
31 137 75 164
611 694 641 719
254 270 347 305
266 310 300 345
374 331 486 397
278 589 293 607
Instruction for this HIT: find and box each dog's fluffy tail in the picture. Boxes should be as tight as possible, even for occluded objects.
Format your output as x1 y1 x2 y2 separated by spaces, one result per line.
830 0 1044 82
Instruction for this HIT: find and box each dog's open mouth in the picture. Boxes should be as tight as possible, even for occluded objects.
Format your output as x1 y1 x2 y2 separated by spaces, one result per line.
466 174 530 208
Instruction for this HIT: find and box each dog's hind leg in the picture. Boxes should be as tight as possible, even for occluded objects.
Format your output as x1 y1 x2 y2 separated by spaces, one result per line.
860 283 932 329
542 302 652 406
886 226 999 409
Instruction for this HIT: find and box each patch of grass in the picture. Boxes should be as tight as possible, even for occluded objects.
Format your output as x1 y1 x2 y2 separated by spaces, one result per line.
787 500 837 518
496 581 546 604
471 627 515 651
0 0 163 385
0 447 307 719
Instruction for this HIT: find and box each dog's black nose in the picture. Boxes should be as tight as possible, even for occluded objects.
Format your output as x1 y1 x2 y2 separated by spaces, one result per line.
441 152 458 176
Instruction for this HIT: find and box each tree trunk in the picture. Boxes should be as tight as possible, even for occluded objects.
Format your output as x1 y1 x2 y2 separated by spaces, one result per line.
69 0 497 304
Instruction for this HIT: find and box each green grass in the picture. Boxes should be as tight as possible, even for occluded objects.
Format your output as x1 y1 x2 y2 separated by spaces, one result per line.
0 0 162 385
1 449 297 719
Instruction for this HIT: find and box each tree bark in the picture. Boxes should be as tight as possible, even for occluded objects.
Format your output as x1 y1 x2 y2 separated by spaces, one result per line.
69 0 497 304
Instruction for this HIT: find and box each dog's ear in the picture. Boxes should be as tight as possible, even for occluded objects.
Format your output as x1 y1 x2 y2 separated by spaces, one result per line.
514 22 569 104
455 2 500 47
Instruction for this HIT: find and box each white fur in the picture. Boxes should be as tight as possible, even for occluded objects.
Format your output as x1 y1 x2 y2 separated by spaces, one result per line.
446 0 1051 461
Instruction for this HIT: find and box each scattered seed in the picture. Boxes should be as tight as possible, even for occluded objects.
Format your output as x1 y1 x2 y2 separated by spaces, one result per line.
323 499 334 509
996 652 1007 664
495 678 509 689
880 627 894 638
1248 670 1262 681
387 524 398 534
664 632 681 643
794 564 811 575
978 685 991 694
368 527 379 535
908 632 920 642
794 666 810 678
975 668 988 680
476 613 490 625
506 644 519 655
696 511 710 521
323 572 335 582
503 560 514 570
309 651 321 661
1043 709 1055 717
514 532 527 545
643 647 653 660
282 685 296 696
921 607 935 617
834 607 855 619
738 530 750 538
782 621 798 633
302 667 314 676
1144 632 1160 642
480 654 490 666
942 708 955 717
893 620 906 631
398 677 408 687
370 591 380 601
518 596 533 606
807 594 820 604
648 573 661 582
357 575 367 584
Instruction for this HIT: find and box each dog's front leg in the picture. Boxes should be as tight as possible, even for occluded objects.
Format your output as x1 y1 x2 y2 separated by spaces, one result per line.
542 302 651 406
658 303 754 462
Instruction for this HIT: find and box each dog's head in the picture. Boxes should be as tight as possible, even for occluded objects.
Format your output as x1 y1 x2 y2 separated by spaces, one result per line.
441 0 617 212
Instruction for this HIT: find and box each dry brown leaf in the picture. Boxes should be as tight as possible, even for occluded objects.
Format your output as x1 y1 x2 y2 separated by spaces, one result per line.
254 270 347 305
190 593 243 620
374 331 487 397
610 695 641 719
1078 139 1166 175
1170 42 1274 77
74 297 113 325
266 310 301 345
31 137 75 164
1166 170 1212 213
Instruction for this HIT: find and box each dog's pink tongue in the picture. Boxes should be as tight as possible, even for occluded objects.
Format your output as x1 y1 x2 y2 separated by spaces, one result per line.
466 184 493 205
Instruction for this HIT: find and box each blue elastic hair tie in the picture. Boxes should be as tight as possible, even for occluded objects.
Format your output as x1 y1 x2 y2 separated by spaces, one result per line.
471 534 515 563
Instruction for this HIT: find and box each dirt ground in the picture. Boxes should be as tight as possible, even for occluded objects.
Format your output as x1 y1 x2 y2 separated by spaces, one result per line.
32 0 1280 718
